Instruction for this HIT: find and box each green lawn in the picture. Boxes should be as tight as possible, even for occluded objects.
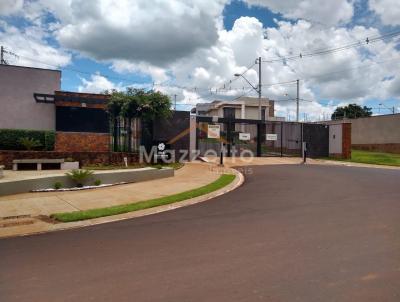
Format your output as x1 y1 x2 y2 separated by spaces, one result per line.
51 174 236 222
332 149 400 166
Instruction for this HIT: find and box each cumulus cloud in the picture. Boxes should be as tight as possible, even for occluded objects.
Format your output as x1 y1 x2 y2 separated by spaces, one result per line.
39 0 227 66
0 22 71 68
243 0 354 26
0 0 23 16
78 73 122 93
1 0 399 121
161 16 400 120
369 0 400 26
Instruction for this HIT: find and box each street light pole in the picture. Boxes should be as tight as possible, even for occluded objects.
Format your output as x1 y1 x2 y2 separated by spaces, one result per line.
234 57 263 121
258 57 262 120
296 79 299 122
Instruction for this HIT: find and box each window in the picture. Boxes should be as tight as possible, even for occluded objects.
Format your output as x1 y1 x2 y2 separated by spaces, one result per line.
56 106 109 133
223 107 235 119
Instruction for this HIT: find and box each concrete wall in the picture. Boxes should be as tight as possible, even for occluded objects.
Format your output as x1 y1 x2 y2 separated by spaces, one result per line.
350 114 400 145
153 111 191 159
0 167 174 196
325 114 400 153
0 65 60 130
329 124 342 155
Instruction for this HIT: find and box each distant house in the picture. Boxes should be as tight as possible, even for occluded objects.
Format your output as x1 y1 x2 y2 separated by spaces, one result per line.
191 97 284 121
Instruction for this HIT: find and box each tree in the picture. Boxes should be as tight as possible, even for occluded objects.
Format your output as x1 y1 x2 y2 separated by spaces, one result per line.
106 88 172 152
331 103 372 120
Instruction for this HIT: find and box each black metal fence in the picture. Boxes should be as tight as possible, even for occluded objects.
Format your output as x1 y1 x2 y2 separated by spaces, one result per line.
196 116 329 158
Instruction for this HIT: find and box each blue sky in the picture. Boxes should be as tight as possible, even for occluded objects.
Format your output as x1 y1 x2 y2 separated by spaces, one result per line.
1 0 400 119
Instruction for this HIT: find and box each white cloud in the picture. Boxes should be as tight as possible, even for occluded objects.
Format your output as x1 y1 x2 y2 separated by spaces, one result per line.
369 0 400 26
0 0 23 16
1 0 399 121
243 0 354 26
0 22 71 68
161 16 400 120
78 73 122 93
111 60 169 83
38 0 228 66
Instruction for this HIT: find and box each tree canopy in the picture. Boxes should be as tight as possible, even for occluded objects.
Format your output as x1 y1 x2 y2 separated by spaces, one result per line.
331 103 372 120
105 88 172 121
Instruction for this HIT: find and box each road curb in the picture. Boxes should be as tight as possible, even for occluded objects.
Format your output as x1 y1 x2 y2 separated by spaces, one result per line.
1 167 245 239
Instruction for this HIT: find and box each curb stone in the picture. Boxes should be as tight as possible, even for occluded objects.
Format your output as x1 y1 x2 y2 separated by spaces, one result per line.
1 167 245 239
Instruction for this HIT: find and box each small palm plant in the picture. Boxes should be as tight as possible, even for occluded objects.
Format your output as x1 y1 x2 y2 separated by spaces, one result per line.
66 169 94 188
19 137 42 150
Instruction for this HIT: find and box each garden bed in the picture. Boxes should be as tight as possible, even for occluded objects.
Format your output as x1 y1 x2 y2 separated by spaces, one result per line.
31 182 127 192
0 167 174 196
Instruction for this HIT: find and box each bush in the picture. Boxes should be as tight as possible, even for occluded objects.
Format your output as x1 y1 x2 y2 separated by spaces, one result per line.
66 169 94 187
44 131 55 151
54 182 62 190
19 137 42 150
0 129 55 151
94 179 102 186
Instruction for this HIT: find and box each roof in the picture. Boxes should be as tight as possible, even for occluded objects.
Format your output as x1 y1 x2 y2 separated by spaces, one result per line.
0 64 61 73
195 97 273 113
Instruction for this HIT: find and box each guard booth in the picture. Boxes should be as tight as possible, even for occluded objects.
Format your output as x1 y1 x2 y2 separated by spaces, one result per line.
196 116 329 158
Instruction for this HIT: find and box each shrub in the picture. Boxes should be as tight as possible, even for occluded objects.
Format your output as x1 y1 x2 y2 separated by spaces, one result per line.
44 131 55 151
66 169 94 187
53 182 62 190
0 129 55 151
94 179 102 186
19 137 42 150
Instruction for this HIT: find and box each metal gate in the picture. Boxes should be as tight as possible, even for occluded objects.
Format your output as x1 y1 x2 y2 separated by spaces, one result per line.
261 122 302 157
303 124 329 157
196 116 329 158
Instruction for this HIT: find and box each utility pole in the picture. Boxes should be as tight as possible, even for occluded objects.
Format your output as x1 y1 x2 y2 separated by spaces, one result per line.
258 56 262 120
296 79 300 122
174 94 177 111
0 46 17 65
1 46 5 65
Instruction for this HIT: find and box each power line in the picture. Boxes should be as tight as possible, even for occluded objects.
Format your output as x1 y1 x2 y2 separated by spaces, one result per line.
0 46 18 65
262 30 400 63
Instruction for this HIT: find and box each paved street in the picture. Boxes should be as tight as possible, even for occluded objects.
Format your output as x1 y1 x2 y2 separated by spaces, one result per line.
1 164 400 302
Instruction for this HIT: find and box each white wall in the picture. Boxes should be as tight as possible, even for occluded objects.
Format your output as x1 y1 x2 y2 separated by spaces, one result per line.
0 65 61 130
329 124 342 154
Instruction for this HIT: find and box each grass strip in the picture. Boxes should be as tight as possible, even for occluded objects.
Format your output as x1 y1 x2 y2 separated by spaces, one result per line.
329 149 400 167
52 174 236 223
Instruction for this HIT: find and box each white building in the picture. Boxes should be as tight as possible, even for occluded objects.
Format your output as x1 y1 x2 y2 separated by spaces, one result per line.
192 97 284 121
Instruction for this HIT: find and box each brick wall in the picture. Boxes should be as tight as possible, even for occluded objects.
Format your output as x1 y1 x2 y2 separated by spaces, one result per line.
55 132 110 152
342 123 352 159
0 151 139 169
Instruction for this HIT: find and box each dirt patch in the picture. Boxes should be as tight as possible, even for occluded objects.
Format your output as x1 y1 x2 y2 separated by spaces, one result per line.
0 220 34 228
35 215 60 224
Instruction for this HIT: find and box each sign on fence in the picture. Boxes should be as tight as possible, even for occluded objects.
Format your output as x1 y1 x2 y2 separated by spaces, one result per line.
266 134 278 141
239 133 251 141
207 124 221 139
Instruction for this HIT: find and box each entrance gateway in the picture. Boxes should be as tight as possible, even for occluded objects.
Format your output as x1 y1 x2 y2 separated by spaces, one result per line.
196 116 329 158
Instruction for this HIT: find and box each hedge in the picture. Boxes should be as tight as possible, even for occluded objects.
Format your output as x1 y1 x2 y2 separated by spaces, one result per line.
0 129 56 151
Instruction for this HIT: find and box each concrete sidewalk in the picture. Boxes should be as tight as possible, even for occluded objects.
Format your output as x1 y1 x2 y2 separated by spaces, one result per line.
0 162 228 237
0 163 221 216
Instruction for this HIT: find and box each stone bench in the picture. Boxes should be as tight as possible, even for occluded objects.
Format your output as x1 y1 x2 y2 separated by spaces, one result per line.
0 165 4 178
12 159 65 171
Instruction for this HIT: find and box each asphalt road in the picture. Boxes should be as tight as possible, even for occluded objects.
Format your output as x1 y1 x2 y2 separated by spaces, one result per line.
1 164 400 302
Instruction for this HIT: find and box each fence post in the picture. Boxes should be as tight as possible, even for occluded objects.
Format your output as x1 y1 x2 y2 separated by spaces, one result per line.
257 123 262 157
280 122 283 157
